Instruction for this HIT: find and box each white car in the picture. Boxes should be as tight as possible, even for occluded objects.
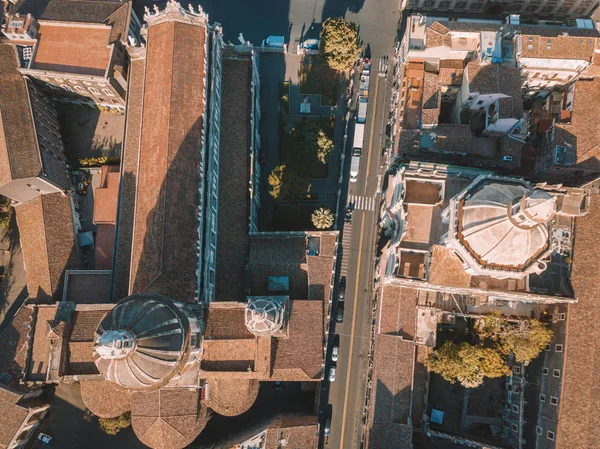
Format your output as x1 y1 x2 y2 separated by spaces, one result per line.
38 433 52 444
332 345 339 362
329 367 336 382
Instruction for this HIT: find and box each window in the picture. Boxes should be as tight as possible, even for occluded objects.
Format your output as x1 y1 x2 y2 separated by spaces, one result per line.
55 77 64 83
540 394 546 402
470 2 483 8
424 0 434 6
558 313 565 320
542 5 553 11
553 369 561 378
456 1 466 7
102 88 114 97
89 87 100 95
440 1 449 6
529 36 534 41
542 367 549 375
545 344 551 351
513 366 521 374
75 86 85 94
68 79 78 84
22 47 33 59
555 344 563 352
527 44 533 50
510 3 523 10
512 404 519 412
526 4 537 10
536 426 543 436
547 430 555 441
409 0 418 5
61 84 73 92
0 372 10 384
550 396 558 406
512 423 518 432
98 83 107 88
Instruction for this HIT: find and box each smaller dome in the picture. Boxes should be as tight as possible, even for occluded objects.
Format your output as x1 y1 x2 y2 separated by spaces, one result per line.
245 297 285 336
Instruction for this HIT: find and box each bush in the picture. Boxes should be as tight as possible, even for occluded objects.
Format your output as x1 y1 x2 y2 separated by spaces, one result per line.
78 156 120 167
0 195 12 230
98 411 131 436
320 17 360 71
268 165 311 204
287 119 333 165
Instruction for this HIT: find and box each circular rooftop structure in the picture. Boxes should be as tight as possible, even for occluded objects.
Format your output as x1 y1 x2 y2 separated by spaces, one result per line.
245 297 285 336
94 294 192 390
445 177 555 278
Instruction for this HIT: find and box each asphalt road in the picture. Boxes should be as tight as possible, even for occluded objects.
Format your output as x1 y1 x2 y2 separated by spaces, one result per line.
323 56 395 449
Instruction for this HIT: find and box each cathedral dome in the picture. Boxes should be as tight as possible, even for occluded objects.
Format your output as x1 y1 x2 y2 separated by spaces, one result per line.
94 294 192 390
444 177 554 279
245 297 285 336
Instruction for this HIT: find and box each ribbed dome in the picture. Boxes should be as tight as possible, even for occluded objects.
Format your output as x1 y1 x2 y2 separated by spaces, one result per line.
460 183 551 268
94 294 190 390
245 297 285 336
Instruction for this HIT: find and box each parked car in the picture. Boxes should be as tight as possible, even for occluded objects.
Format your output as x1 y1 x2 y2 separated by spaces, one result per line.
336 307 344 324
329 366 336 382
38 434 52 444
332 345 339 362
275 381 282 391
323 418 331 437
260 152 267 164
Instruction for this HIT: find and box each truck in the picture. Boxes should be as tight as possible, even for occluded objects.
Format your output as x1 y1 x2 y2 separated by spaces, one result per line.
357 97 368 123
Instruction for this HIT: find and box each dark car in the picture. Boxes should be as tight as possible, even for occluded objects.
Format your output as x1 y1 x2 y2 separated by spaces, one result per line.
260 152 267 164
336 307 344 324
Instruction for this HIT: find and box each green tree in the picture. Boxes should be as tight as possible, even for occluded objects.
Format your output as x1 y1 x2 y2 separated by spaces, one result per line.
312 207 334 229
475 313 553 363
98 411 131 436
319 17 361 71
268 165 310 204
426 342 511 388
0 195 12 230
288 120 333 164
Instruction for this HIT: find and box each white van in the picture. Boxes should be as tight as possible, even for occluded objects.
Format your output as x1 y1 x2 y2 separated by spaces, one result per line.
350 154 360 182
357 97 368 124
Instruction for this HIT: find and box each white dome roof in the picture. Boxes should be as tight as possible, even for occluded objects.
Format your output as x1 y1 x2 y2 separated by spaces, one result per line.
459 183 552 269
245 297 285 336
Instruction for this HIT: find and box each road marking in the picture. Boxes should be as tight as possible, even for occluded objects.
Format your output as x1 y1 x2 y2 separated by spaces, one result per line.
365 75 379 191
347 195 377 211
339 214 365 449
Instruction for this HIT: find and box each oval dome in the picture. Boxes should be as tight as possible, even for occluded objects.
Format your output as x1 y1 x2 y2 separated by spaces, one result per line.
94 294 191 390
459 183 550 269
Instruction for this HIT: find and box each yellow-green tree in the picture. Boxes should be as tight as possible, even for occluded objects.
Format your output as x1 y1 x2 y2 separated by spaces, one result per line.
312 207 334 229
98 412 131 436
426 342 511 388
0 195 11 230
268 165 310 204
320 17 360 71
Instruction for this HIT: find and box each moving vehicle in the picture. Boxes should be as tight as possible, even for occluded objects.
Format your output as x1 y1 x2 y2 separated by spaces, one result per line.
332 345 339 362
357 97 368 124
350 123 365 182
350 154 360 182
329 366 336 382
336 307 344 324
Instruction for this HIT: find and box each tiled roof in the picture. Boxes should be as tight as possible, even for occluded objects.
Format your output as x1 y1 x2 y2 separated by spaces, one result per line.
442 21 501 32
15 193 78 301
432 124 471 153
0 43 41 183
204 378 259 416
27 305 58 381
428 245 471 288
0 386 28 449
264 416 319 449
272 300 323 380
204 305 254 339
515 25 599 39
201 339 255 372
380 286 416 339
63 271 112 303
93 166 120 224
94 224 115 270
113 55 145 300
131 388 208 449
519 33 597 60
215 56 252 302
12 0 132 44
129 20 207 303
466 62 523 119
555 77 600 171
0 305 33 390
31 23 113 76
556 193 600 448
68 310 106 341
80 379 132 418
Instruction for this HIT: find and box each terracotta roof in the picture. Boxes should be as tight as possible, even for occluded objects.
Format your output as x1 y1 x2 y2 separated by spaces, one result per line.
272 300 323 380
131 388 209 449
0 305 33 390
432 124 471 153
27 305 58 381
264 416 319 449
129 20 207 304
249 236 308 298
514 25 599 39
379 286 417 340
404 179 441 205
0 386 28 449
0 43 41 184
95 224 115 270
12 0 132 44
466 62 523 119
204 378 259 416
204 305 254 339
422 71 440 126
15 193 78 301
442 21 501 32
31 23 113 76
556 193 600 448
80 380 132 418
68 310 106 341
63 271 112 303
93 165 119 224
201 339 256 372
215 56 252 302
555 77 600 171
428 21 449 36
428 245 471 288
519 34 597 61
113 55 145 300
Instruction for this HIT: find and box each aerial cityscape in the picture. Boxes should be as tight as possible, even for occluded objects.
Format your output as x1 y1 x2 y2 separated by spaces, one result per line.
0 0 599 448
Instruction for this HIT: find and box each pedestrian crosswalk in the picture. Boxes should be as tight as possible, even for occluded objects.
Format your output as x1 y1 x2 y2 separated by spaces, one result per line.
376 56 389 75
347 194 378 211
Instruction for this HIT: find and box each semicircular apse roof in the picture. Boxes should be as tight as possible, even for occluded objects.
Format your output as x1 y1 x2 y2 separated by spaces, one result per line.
94 294 190 390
